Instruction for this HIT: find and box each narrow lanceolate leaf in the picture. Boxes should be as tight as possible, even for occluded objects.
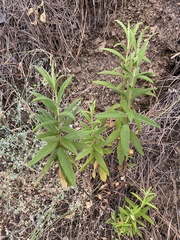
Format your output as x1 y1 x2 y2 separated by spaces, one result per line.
39 108 56 121
60 138 77 154
101 48 125 61
115 20 128 39
134 113 160 128
76 147 93 160
105 128 121 145
140 212 154 225
32 93 57 115
34 150 57 186
57 75 73 103
80 152 95 171
130 131 144 156
81 110 91 122
137 26 149 49
28 142 58 167
132 87 156 99
35 66 54 91
60 126 82 138
94 144 104 155
34 113 56 132
51 61 56 90
59 111 75 120
121 124 130 159
94 80 126 97
136 74 154 83
57 147 76 186
137 41 149 65
94 151 109 175
96 111 126 119
99 70 124 78
33 120 58 132
35 131 58 140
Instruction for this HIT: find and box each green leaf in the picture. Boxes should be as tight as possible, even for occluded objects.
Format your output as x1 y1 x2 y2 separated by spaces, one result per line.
35 131 58 140
94 80 126 97
132 87 156 99
105 128 121 145
121 124 130 159
60 111 75 120
134 113 160 128
57 148 76 186
33 120 58 132
81 110 91 122
57 75 73 103
34 150 56 186
94 151 109 175
136 74 154 83
101 47 125 61
130 131 144 155
76 147 93 160
28 142 58 167
80 152 94 171
137 26 149 49
115 20 128 39
34 113 56 132
140 212 154 225
39 108 56 121
96 111 126 119
32 93 57 115
127 110 135 123
146 203 158 210
51 61 56 90
103 148 112 154
60 126 82 138
60 138 77 154
93 144 104 155
131 192 143 202
125 197 137 208
99 70 124 78
137 41 149 65
114 43 127 51
35 66 54 90
117 140 124 165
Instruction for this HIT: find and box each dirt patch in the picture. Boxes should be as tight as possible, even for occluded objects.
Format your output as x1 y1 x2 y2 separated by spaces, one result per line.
0 0 180 239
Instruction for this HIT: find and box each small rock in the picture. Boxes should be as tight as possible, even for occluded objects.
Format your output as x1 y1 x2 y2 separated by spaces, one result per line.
72 66 81 74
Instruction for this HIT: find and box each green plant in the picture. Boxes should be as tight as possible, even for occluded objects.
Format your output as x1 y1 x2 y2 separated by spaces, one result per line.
94 21 160 167
76 101 111 181
107 187 158 239
28 62 82 187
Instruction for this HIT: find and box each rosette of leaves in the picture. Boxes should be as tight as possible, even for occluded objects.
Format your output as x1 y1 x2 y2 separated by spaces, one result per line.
76 101 111 181
94 21 160 166
28 62 81 187
106 187 158 238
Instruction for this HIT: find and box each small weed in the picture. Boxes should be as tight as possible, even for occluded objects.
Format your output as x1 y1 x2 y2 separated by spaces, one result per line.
107 187 158 239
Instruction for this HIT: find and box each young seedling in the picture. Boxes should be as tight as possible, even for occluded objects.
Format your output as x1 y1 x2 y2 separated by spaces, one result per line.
76 101 111 181
94 21 160 168
28 62 82 187
106 187 158 239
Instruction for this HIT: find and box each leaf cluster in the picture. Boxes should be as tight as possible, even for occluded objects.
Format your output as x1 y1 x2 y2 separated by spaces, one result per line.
76 101 112 181
107 187 158 238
